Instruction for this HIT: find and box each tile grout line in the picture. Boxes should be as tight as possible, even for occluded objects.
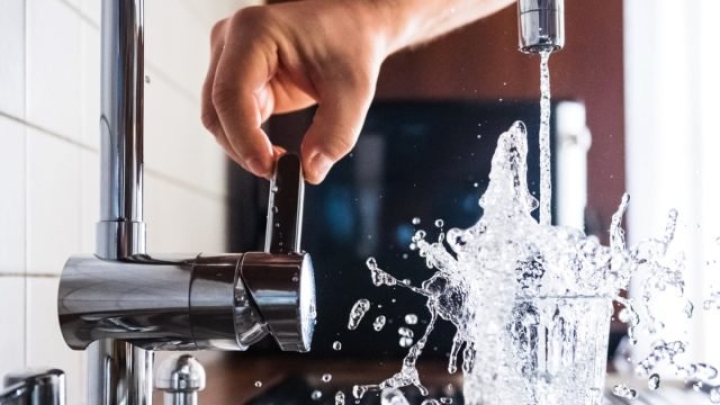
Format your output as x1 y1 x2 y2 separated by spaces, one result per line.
145 63 200 105
145 167 229 201
0 110 95 152
58 0 99 29
0 273 59 279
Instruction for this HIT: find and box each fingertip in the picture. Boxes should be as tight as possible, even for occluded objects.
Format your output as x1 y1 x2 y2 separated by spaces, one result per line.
272 145 287 158
245 155 273 179
303 150 334 185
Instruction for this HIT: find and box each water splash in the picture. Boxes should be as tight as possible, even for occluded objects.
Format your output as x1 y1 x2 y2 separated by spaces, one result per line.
350 121 719 404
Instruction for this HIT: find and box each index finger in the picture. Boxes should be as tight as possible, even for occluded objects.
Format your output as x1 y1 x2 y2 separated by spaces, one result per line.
211 10 278 178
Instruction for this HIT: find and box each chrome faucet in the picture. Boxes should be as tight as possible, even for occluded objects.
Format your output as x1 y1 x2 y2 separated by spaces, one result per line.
517 0 565 54
56 1 317 404
0 369 65 405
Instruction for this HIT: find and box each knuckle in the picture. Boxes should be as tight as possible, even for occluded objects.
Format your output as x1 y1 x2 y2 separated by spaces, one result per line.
230 6 273 32
211 83 237 114
322 132 356 161
200 108 220 133
210 19 227 42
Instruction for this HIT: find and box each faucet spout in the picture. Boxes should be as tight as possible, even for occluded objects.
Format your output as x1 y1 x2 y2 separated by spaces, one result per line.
517 0 565 54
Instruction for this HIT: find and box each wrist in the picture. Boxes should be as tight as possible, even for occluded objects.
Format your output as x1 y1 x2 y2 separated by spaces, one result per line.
341 0 420 56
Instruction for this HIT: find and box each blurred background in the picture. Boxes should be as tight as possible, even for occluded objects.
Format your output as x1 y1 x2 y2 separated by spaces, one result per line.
0 0 718 404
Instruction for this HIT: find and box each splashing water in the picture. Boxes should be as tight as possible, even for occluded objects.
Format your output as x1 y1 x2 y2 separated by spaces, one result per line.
343 46 720 404
335 391 345 405
350 119 719 404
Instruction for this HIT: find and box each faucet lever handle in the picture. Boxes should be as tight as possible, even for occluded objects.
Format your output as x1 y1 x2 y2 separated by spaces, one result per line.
265 153 305 254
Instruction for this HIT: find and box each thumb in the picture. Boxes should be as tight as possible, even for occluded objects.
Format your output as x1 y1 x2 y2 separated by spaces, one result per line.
301 73 375 184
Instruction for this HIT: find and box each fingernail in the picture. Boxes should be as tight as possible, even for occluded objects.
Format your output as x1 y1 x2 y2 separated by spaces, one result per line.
246 156 269 177
310 152 333 182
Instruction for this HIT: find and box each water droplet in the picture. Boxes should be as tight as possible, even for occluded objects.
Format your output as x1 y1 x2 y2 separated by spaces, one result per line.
254 381 262 388
473 182 479 188
440 398 453 404
648 373 660 390
435 219 444 228
335 391 345 405
404 314 418 325
381 387 409 405
412 217 421 225
347 299 371 330
399 337 413 348
322 373 332 383
612 384 637 399
352 385 367 399
332 341 342 351
311 390 323 400
402 253 409 259
618 308 631 323
373 315 386 331
710 387 720 403
398 326 414 338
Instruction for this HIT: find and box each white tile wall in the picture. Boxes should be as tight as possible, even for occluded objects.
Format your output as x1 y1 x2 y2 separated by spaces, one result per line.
0 0 25 117
0 277 25 380
26 0 82 141
0 117 25 275
25 129 81 276
0 0 257 403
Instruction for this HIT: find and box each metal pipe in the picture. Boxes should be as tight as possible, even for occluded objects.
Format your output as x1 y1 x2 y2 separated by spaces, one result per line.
92 1 151 404
98 0 146 259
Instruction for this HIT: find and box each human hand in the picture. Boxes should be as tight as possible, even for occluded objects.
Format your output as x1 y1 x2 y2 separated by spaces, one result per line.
201 0 396 184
